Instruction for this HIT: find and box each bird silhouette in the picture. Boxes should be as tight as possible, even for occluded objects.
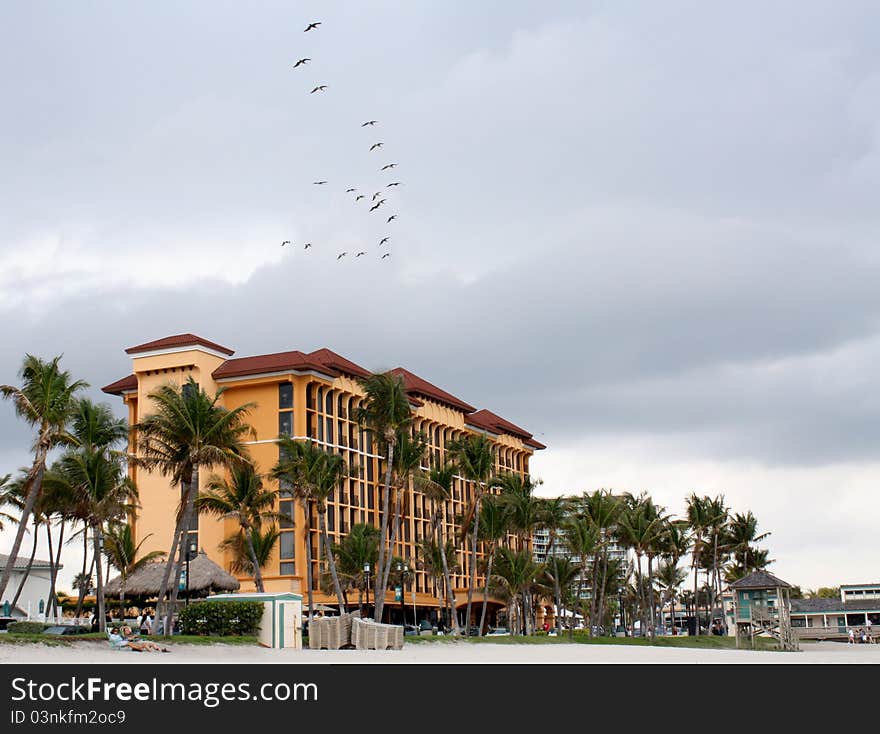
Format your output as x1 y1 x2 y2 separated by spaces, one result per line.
386 182 402 187
381 164 397 171
304 243 312 249
369 201 385 211
369 142 384 151
381 253 391 259
361 120 377 127
345 188 356 193
387 214 397 223
336 252 347 260
372 192 382 200
281 240 291 246
379 237 390 245
310 85 327 93
304 22 321 32
313 180 328 185
356 251 366 257
293 58 311 68
355 194 366 201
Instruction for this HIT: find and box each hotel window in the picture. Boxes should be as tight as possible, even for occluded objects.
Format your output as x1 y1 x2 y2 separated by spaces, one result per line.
279 382 293 410
338 394 346 418
325 391 334 415
279 411 292 436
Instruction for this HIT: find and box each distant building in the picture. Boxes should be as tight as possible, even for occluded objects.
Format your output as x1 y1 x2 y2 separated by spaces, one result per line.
0 553 59 620
790 595 880 634
839 583 880 604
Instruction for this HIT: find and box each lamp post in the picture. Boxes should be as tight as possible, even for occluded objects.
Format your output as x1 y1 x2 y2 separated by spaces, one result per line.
185 539 197 606
618 587 626 636
363 563 371 619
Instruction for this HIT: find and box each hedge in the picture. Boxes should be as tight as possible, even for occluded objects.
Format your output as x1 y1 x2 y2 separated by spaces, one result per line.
178 601 263 636
7 621 51 634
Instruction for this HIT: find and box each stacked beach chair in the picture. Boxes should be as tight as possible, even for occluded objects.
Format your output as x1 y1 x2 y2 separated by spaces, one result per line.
307 612 403 651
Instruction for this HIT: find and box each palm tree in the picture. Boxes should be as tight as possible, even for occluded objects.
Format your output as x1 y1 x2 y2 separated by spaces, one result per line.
417 535 460 626
220 526 280 578
489 547 542 636
0 355 87 600
133 377 255 632
52 446 139 630
725 511 771 576
309 449 348 610
103 523 165 617
195 465 281 592
383 430 427 598
448 433 495 635
581 489 621 635
563 512 599 628
0 474 16 530
417 462 459 635
352 372 412 621
618 494 666 637
331 523 380 615
655 559 687 632
476 495 510 634
704 495 729 631
685 494 714 635
537 496 570 633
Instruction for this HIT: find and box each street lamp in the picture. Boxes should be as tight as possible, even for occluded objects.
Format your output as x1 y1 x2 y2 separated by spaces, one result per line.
363 563 371 619
185 539 197 606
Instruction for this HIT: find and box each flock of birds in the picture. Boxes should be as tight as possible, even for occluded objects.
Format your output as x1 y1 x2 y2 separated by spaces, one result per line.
281 21 400 262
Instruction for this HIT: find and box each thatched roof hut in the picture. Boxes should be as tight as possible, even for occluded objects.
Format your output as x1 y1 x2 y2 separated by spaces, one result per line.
104 551 240 598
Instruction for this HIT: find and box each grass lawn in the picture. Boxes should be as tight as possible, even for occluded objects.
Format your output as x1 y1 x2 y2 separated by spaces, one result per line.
0 632 259 646
406 633 785 651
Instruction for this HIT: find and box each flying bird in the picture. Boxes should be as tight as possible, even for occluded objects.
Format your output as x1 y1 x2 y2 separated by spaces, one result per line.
369 142 383 151
381 253 391 259
304 243 312 249
313 180 328 185
355 194 366 201
361 120 377 127
379 237 390 245
345 188 356 193
310 85 327 93
304 22 321 32
381 164 397 171
372 192 382 200
292 58 311 68
355 251 366 257
336 252 347 260
387 214 397 223
369 201 384 211
281 240 291 246
386 182 402 187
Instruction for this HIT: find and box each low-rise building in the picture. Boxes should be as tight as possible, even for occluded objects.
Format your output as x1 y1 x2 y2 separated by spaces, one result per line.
0 553 58 620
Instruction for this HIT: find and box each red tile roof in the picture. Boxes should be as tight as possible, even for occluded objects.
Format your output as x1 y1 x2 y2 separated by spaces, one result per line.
525 437 547 450
213 348 370 381
389 368 476 414
102 374 138 395
466 409 536 442
125 333 235 356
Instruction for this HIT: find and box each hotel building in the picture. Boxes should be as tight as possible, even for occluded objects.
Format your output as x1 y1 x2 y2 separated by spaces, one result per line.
103 333 545 624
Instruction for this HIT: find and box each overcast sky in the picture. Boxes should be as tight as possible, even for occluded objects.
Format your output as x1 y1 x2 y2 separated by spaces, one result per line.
2 1 879 593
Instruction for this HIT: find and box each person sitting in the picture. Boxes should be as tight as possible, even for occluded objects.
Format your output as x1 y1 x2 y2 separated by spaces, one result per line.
120 625 170 653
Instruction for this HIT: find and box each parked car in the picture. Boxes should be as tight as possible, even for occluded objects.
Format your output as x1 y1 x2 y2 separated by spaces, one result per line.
486 626 510 636
43 625 91 636
403 624 420 636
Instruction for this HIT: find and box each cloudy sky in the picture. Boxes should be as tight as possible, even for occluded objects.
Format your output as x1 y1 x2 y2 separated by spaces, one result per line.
2 1 879 592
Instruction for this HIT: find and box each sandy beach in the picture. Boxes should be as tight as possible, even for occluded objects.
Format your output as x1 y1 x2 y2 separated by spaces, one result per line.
2 640 877 664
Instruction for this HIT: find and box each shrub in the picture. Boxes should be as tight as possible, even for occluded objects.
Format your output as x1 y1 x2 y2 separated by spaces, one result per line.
178 601 263 636
7 621 51 634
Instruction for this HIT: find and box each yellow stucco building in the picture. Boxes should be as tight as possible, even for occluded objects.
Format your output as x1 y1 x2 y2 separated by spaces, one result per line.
103 333 544 625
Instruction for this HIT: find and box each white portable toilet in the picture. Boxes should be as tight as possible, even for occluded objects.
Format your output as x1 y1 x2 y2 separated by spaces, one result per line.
207 592 303 648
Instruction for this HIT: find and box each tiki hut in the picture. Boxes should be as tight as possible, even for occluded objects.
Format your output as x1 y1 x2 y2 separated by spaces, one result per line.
104 551 240 600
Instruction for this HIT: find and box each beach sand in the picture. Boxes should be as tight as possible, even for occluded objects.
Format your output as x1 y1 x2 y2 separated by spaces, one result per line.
1 639 877 664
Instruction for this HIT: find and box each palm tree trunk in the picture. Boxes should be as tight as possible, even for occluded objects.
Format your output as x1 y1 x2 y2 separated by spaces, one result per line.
46 521 65 619
164 490 196 634
589 547 600 635
647 554 656 639
0 441 49 600
478 547 494 635
465 488 482 636
597 546 610 633
434 507 459 636
318 510 346 609
242 525 264 592
44 521 54 618
374 442 395 622
692 546 700 636
75 535 95 620
157 472 194 631
93 525 106 633
304 500 314 621
382 486 403 598
11 521 40 610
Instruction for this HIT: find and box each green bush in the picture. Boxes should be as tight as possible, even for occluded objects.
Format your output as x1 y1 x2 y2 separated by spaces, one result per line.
7 621 51 634
178 601 263 636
